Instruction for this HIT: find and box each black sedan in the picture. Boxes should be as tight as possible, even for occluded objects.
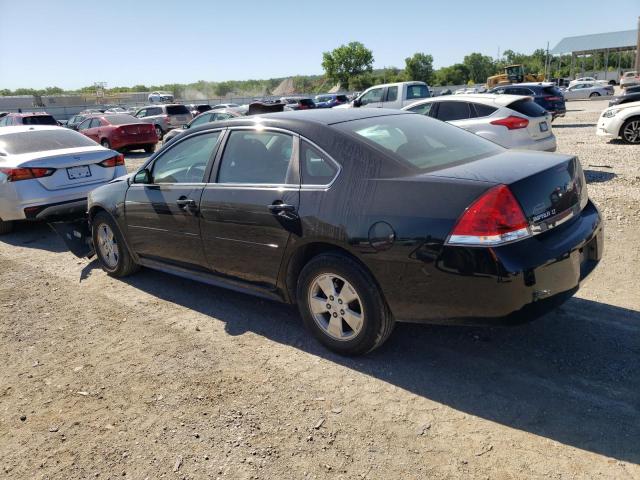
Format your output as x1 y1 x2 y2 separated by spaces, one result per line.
68 109 603 355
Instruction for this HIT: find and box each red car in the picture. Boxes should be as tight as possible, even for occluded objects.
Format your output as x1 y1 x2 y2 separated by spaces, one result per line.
0 112 58 126
77 114 158 152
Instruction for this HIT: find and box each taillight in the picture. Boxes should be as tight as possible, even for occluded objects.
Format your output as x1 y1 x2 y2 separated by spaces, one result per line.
490 116 529 130
544 96 562 102
447 184 530 246
98 154 125 168
0 167 55 182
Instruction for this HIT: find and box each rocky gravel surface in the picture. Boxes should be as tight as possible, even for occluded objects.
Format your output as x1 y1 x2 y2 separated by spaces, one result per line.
0 99 639 479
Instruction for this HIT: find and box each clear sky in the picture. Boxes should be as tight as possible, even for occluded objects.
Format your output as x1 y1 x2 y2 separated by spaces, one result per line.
0 0 637 89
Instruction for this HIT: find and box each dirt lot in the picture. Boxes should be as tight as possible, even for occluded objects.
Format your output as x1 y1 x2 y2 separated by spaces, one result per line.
1 100 639 479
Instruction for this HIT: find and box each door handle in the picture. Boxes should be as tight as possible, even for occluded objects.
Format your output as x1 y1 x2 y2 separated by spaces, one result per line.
176 197 197 210
268 203 296 213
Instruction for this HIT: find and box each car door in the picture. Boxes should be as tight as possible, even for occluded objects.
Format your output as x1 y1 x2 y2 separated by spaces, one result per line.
358 87 384 108
381 85 399 109
124 130 223 268
77 118 98 141
199 128 300 289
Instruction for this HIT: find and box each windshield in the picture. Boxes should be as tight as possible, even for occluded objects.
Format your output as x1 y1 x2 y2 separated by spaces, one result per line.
0 129 98 155
22 115 57 125
335 114 502 172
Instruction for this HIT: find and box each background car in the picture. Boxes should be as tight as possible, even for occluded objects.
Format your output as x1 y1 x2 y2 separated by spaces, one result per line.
403 94 556 151
162 109 242 143
314 94 349 108
569 77 608 87
597 102 640 144
78 109 601 356
280 97 316 110
608 85 640 107
133 104 193 139
0 112 58 127
620 71 639 89
489 82 566 120
188 104 212 116
76 114 158 152
66 114 93 130
211 103 240 110
562 83 613 100
0 125 127 234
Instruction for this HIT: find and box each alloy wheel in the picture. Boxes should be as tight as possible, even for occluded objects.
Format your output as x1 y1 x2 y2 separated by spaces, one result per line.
97 223 119 269
308 273 364 341
623 121 640 143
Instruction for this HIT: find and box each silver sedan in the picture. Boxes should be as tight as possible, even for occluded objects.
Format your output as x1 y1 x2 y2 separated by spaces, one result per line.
563 83 613 100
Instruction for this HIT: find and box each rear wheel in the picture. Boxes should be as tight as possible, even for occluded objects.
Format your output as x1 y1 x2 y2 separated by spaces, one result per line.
589 92 600 98
143 143 155 153
297 252 394 355
92 212 138 277
0 218 14 235
101 139 111 149
154 125 163 140
620 118 640 144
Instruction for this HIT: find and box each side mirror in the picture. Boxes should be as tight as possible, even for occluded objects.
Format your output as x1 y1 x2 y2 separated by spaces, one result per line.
133 168 151 184
182 124 189 129
353 98 362 107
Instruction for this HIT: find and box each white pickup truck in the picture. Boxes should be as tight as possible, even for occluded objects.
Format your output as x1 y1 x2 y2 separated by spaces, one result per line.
343 81 431 110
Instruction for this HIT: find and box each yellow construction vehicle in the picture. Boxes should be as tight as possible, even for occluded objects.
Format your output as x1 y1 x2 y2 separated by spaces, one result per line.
486 64 545 89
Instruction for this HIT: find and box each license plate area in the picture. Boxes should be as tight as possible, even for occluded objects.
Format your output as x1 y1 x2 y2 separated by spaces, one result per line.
67 165 92 180
539 122 548 132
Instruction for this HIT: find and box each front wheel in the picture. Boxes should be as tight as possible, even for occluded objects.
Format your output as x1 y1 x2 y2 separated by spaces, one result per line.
0 218 14 235
297 253 394 355
92 212 139 277
620 118 640 144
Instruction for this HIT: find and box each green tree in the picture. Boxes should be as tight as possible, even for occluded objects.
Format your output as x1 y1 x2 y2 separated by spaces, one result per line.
463 52 495 83
404 53 434 84
433 64 469 86
322 41 374 89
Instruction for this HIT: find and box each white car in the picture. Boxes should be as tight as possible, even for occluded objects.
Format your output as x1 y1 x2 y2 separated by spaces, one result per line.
568 77 608 87
596 101 640 144
620 71 640 89
402 94 556 152
563 83 613 100
0 126 127 234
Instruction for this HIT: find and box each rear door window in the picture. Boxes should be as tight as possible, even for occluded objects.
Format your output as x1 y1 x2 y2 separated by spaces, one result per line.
472 103 498 117
406 102 434 116
300 140 339 185
90 118 101 128
385 86 398 102
435 101 471 121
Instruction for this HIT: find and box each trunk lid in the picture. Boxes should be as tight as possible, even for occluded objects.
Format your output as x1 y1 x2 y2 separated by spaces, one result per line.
425 150 588 228
506 98 553 140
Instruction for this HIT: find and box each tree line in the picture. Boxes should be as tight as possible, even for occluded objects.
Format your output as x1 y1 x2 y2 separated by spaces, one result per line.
1 44 636 98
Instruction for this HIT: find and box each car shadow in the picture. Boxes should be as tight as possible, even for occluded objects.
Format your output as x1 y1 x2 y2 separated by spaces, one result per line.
584 170 617 183
552 123 597 128
118 267 640 464
0 222 67 253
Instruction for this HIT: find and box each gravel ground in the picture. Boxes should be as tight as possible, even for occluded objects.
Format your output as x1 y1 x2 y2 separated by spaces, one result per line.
0 100 639 479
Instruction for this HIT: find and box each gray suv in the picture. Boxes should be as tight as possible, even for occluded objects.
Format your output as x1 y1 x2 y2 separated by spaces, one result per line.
134 104 193 139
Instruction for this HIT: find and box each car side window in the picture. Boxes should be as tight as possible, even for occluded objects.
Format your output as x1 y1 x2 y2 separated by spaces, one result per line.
360 88 384 105
135 109 146 118
78 119 92 130
472 103 498 117
386 86 398 102
407 102 433 116
151 132 221 184
0 117 7 126
90 118 101 128
300 140 338 185
217 130 294 185
436 101 471 122
190 114 213 128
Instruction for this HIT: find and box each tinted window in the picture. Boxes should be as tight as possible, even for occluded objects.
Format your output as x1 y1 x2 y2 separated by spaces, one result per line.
300 141 338 185
436 101 471 121
189 114 214 127
166 105 190 115
299 99 315 107
335 114 501 172
218 130 294 184
406 84 429 100
104 114 140 125
386 86 398 102
336 95 348 102
472 103 497 117
360 88 384 105
406 102 433 116
0 129 97 154
22 115 57 125
543 86 563 96
507 99 547 117
152 132 220 184
147 107 163 115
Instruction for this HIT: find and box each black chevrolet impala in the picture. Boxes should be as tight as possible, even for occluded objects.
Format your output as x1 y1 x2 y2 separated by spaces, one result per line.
77 109 602 355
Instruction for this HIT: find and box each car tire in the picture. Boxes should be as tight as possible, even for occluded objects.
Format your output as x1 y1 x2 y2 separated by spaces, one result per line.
143 144 155 153
92 211 139 277
297 252 394 355
101 139 111 149
154 125 163 140
0 218 14 235
589 92 600 98
620 117 640 144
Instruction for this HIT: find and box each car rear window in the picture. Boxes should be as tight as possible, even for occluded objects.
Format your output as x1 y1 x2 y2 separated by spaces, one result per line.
406 84 430 100
166 105 190 115
22 115 57 125
104 114 141 125
543 86 563 96
299 99 315 106
507 99 547 117
0 129 98 155
335 114 502 172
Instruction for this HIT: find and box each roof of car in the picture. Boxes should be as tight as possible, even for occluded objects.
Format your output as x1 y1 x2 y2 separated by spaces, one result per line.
6 112 52 117
0 125 62 136
403 94 529 108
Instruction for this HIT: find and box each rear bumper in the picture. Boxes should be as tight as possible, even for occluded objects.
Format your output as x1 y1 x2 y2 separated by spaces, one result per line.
111 136 157 149
383 200 603 325
512 134 557 152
